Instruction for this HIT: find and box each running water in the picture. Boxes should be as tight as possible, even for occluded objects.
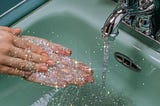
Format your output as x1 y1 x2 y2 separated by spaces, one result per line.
100 37 110 104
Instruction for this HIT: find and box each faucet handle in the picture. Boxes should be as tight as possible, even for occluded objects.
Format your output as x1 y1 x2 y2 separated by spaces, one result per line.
102 0 156 40
138 0 155 14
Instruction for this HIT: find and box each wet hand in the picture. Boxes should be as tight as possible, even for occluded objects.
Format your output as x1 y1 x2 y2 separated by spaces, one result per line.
23 36 94 88
0 27 71 77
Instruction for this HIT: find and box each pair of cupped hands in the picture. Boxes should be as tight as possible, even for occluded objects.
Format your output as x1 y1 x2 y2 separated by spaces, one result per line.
0 26 93 87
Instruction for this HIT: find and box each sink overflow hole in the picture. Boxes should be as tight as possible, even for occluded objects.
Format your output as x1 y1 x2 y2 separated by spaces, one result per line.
114 52 141 72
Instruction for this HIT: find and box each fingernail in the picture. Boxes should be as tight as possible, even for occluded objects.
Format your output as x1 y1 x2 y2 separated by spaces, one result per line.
47 60 55 66
85 76 94 83
12 28 21 35
66 49 72 54
88 68 93 74
38 63 48 72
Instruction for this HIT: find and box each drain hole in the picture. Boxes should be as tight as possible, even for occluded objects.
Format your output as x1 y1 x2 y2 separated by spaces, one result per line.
124 58 130 66
131 63 141 72
116 55 123 62
115 52 141 72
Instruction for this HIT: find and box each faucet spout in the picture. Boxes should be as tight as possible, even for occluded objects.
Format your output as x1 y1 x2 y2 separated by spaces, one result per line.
101 7 128 40
102 0 155 40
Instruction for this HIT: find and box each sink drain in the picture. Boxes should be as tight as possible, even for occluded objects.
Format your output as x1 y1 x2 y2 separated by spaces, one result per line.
114 52 141 72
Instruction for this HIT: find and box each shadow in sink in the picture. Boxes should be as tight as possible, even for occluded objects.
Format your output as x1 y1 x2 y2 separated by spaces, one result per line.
22 12 133 106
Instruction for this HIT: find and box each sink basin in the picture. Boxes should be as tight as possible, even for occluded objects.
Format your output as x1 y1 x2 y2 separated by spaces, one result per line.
1 0 160 106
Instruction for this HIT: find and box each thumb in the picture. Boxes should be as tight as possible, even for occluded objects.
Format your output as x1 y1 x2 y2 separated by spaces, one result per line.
12 28 21 35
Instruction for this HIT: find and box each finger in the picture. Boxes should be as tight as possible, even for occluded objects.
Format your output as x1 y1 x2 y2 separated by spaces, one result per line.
9 46 55 66
49 42 72 56
59 56 93 75
12 28 21 35
1 56 48 72
76 62 94 75
74 62 94 83
0 65 31 77
57 68 86 86
24 56 94 88
13 36 48 56
0 26 21 35
25 72 68 88
59 58 94 83
22 36 72 56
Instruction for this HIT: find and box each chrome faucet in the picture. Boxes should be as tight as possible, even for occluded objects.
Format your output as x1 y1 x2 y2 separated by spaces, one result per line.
101 0 155 40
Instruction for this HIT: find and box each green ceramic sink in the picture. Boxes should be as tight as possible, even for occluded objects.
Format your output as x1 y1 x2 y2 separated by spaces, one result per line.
1 0 160 106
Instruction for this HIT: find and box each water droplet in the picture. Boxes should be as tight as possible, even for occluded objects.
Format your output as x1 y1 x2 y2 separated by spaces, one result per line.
142 83 145 86
89 68 92 71
57 35 60 37
107 70 111 73
115 64 118 67
55 85 58 88
33 31 35 34
20 78 24 80
104 67 107 70
107 91 110 95
97 42 101 46
56 61 60 64
75 61 78 64
27 30 30 33
85 51 88 54
51 32 55 34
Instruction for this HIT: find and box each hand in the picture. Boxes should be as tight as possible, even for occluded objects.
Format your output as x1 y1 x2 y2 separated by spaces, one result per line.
0 26 71 77
23 36 94 88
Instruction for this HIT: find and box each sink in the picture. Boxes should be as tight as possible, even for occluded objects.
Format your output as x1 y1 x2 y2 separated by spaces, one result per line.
1 0 160 106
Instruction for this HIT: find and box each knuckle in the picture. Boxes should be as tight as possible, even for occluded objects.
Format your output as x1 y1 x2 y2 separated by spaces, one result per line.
0 44 12 54
16 60 35 71
23 40 31 48
17 62 26 69
26 53 33 61
39 55 47 61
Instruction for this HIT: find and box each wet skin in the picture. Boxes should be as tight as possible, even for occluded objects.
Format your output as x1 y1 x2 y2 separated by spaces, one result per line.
23 36 94 88
0 26 94 88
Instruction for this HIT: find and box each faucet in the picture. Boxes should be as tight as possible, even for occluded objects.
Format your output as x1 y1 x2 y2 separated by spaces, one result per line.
101 0 155 40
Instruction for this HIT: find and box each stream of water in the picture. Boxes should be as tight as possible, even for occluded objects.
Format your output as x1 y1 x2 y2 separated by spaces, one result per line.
100 38 110 105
